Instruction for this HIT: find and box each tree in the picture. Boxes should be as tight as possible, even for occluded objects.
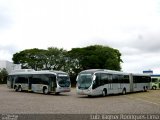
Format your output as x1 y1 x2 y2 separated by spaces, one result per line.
0 68 8 84
12 48 48 70
12 47 67 71
46 47 67 70
68 45 122 71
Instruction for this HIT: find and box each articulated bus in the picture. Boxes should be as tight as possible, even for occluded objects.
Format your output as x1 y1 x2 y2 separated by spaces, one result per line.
7 69 71 94
76 69 151 96
150 75 160 90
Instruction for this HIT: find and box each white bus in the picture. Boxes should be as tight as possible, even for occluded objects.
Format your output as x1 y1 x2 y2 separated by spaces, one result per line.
76 69 151 96
150 75 160 90
7 69 71 94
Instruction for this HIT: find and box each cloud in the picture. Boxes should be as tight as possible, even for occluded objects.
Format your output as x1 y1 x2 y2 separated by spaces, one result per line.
0 45 20 61
122 52 160 73
0 0 160 73
0 4 13 29
132 33 160 53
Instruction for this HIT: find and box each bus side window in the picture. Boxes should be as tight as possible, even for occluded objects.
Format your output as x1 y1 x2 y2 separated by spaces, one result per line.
124 75 129 83
112 74 118 83
118 75 123 83
101 73 108 85
108 74 112 83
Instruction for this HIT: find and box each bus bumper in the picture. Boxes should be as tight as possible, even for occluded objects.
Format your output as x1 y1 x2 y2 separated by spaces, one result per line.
77 89 92 95
56 87 71 92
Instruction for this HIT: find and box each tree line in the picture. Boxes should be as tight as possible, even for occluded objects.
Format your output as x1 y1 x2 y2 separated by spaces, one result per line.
12 45 122 85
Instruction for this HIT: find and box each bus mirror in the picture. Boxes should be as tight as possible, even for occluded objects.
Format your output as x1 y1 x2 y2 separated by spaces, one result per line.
93 75 96 81
93 80 95 84
76 76 79 81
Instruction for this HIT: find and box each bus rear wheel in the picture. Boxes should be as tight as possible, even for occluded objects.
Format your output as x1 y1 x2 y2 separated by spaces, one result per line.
102 89 107 97
55 92 60 95
14 86 18 92
43 87 49 95
122 88 126 95
143 86 147 92
18 86 22 92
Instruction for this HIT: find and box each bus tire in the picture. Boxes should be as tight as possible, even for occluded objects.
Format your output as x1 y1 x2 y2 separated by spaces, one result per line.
43 87 48 95
143 86 147 92
102 89 107 97
55 92 60 95
14 85 18 92
122 88 126 95
88 95 92 97
155 86 157 90
18 86 22 92
152 86 157 90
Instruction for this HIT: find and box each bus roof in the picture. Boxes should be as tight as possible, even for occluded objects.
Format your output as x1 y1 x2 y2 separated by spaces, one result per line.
9 69 68 75
151 74 160 77
79 69 129 75
130 73 150 77
79 69 150 76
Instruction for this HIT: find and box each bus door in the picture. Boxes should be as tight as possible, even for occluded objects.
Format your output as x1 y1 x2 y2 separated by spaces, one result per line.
132 76 137 89
112 74 118 93
129 74 133 92
7 76 13 88
118 75 123 90
28 76 32 91
108 74 113 91
50 75 56 92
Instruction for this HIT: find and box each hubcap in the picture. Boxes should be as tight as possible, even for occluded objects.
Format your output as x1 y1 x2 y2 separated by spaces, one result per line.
44 88 48 94
102 90 106 96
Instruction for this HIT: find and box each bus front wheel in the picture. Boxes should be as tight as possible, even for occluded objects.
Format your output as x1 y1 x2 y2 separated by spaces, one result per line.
152 86 157 90
14 86 18 92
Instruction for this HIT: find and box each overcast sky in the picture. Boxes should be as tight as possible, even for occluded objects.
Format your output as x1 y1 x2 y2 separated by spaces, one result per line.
0 0 160 73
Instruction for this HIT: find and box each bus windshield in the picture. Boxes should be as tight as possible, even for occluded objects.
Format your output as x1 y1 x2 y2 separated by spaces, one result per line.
151 78 158 82
57 74 70 87
77 73 93 89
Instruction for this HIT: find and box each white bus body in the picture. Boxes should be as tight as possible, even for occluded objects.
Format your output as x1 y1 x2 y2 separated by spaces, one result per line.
76 69 151 96
150 75 160 90
7 69 71 94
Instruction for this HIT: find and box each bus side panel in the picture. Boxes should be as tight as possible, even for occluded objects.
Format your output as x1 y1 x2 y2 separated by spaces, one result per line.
93 86 104 96
133 83 142 91
119 83 130 93
31 84 44 93
132 75 151 92
21 83 29 91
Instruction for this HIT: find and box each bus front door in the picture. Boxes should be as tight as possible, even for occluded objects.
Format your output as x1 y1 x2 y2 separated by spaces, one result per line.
50 76 56 92
108 74 113 93
28 77 32 91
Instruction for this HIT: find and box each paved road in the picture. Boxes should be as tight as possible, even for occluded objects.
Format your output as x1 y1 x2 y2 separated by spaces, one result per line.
0 85 160 114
